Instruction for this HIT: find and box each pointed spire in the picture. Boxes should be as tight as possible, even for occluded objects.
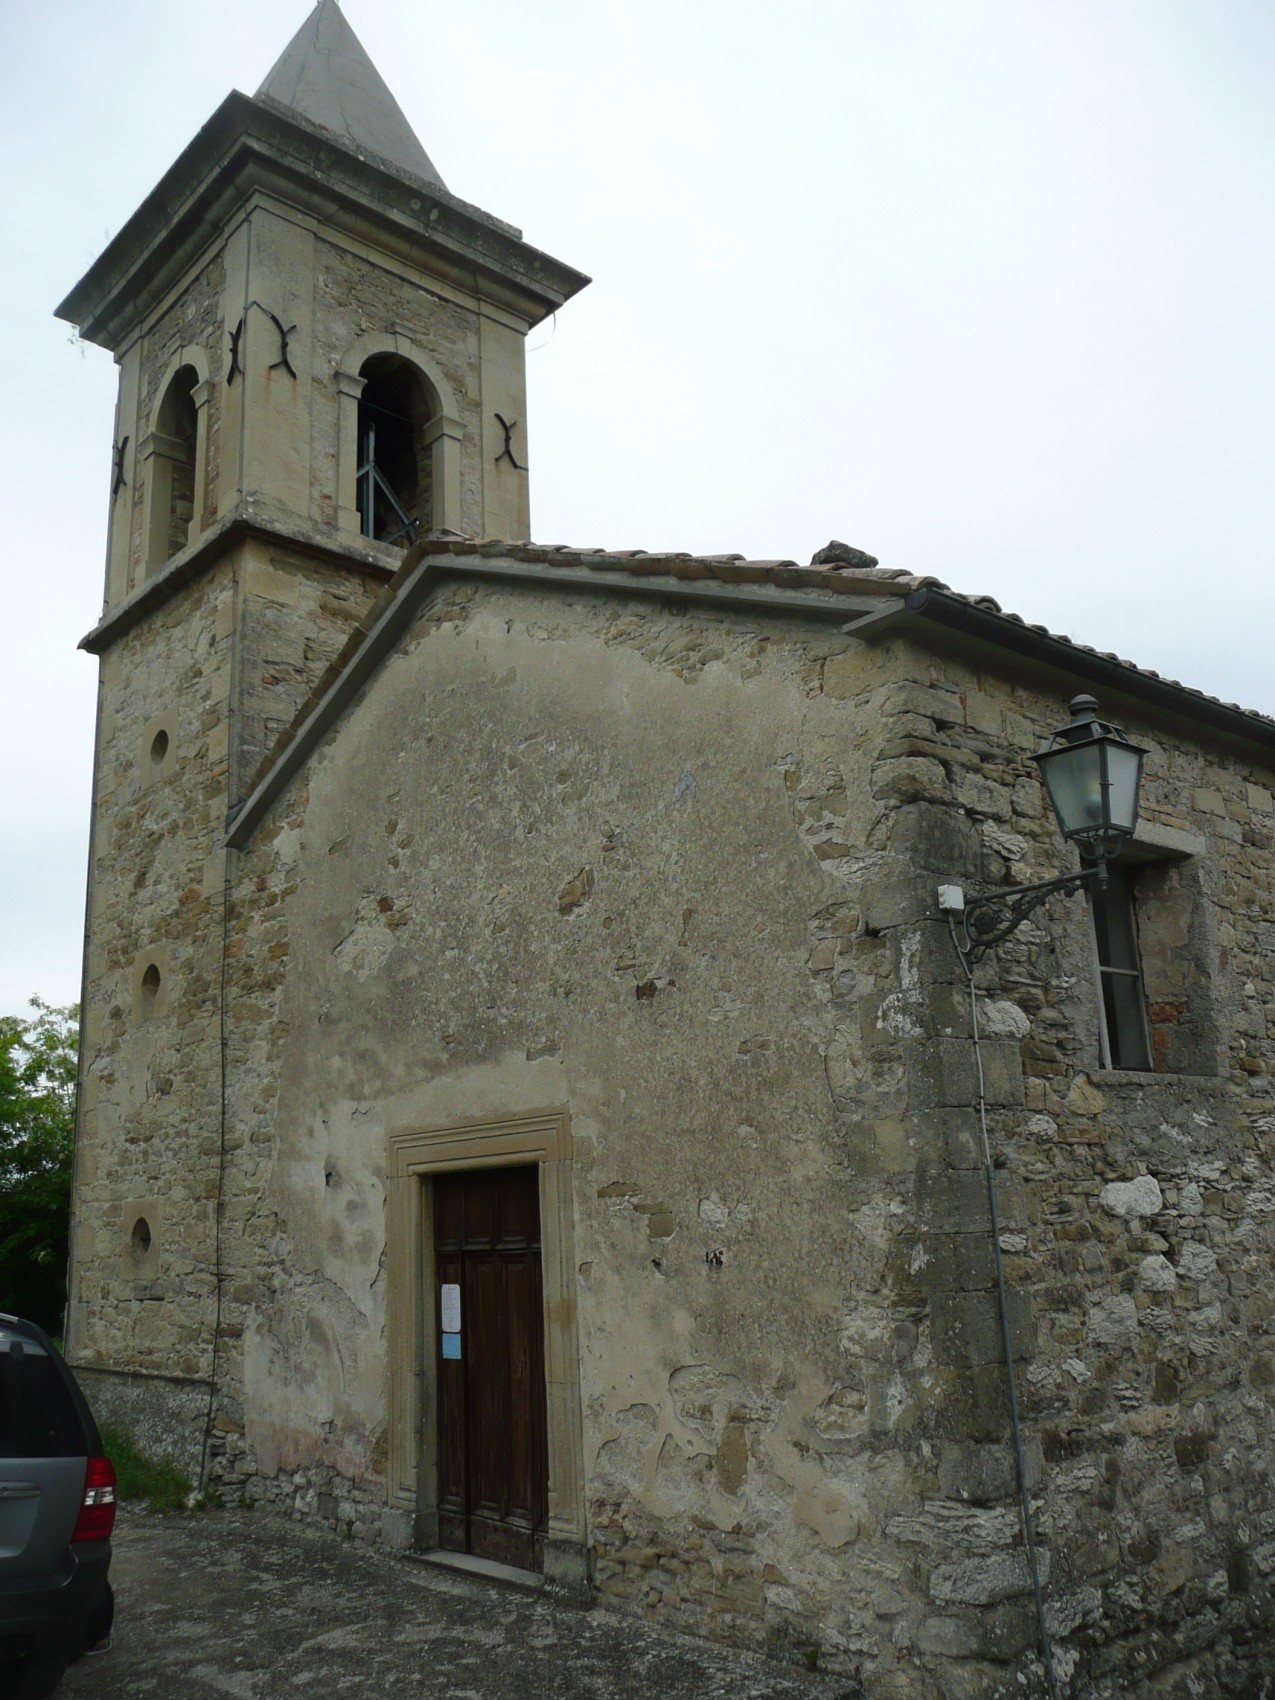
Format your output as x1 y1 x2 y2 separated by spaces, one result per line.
256 0 446 189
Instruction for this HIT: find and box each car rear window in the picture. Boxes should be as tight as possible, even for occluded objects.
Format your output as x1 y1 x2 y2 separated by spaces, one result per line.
0 1344 86 1459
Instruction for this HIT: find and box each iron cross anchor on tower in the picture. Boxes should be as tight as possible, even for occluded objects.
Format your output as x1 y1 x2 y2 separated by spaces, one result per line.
494 413 527 471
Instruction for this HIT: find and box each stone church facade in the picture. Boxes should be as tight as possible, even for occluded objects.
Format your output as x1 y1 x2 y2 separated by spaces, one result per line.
59 6 1275 1695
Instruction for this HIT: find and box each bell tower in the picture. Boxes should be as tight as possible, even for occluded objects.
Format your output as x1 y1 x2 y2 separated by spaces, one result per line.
57 2 586 1442
61 0 587 608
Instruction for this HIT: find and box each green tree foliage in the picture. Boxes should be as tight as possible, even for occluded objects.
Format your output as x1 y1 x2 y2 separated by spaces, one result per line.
0 1000 77 1333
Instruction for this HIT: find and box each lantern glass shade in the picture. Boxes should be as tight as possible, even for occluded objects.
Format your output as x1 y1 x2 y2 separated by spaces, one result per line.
1036 741 1105 837
1101 741 1144 836
1033 697 1147 857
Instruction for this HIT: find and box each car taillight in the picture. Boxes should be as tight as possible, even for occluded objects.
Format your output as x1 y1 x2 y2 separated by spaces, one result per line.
72 1456 117 1542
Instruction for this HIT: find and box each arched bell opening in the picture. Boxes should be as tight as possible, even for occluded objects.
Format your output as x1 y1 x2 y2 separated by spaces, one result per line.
356 355 440 546
144 361 205 574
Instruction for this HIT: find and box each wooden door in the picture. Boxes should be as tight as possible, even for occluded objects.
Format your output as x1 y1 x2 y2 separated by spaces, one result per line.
434 1166 548 1570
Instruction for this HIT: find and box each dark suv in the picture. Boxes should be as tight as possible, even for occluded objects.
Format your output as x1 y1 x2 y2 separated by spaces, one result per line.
0 1316 115 1698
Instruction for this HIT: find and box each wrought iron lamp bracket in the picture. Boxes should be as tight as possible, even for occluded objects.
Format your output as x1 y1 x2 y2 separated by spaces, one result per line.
952 866 1096 966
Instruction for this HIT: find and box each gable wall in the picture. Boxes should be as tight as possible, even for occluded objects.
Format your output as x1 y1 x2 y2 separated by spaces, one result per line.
204 584 1275 1695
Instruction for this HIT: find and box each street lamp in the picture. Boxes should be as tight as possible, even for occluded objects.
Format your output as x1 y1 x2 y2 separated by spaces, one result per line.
1034 694 1147 868
939 694 1147 965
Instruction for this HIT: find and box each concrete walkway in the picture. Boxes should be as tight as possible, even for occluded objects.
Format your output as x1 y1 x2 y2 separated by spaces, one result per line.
60 1510 859 1700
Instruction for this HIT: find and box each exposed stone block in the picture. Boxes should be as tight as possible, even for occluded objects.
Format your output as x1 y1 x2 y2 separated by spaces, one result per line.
881 683 964 724
1086 1293 1139 1348
916 1169 1028 1235
887 800 982 873
822 649 878 700
930 1548 1050 1607
927 983 975 1039
922 1232 998 1293
1099 1175 1163 1219
909 1109 984 1169
973 1599 1038 1661
909 1038 1026 1110
1176 1240 1218 1282
915 1615 980 1657
977 999 1031 1040
878 735 981 770
938 1440 1040 1505
1138 1253 1177 1292
859 879 934 935
872 757 952 806
960 690 1004 738
953 773 1015 821
931 1289 1036 1366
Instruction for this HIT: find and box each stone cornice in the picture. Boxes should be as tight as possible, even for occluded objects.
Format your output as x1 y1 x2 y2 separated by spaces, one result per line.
78 502 398 656
56 92 589 351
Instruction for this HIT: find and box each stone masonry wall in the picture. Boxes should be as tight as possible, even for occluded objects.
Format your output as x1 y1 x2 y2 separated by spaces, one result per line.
837 639 1275 1697
71 568 234 1382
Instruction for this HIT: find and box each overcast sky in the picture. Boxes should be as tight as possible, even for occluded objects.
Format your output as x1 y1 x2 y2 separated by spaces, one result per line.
2 0 1273 1015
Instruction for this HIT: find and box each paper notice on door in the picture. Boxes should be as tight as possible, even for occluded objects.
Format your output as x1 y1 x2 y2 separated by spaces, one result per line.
440 1283 461 1334
441 1333 462 1360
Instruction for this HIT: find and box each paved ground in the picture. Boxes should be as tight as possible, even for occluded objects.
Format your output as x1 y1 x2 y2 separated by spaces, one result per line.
60 1509 859 1700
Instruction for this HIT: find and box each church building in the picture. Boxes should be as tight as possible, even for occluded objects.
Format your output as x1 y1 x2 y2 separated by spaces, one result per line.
59 6 1275 1695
